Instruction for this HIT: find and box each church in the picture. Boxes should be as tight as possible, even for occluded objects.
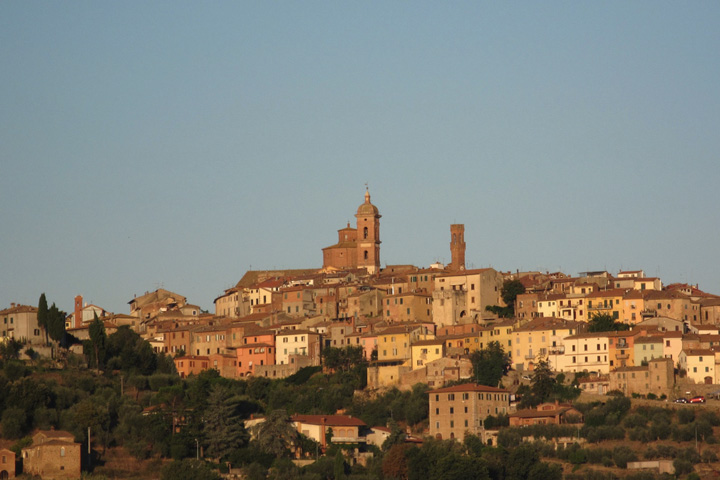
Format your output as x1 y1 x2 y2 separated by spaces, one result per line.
322 189 381 274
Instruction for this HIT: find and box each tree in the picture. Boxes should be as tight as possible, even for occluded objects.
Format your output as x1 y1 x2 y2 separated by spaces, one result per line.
470 342 511 387
203 384 249 461
87 313 107 371
0 338 23 361
485 280 526 318
382 443 412 480
588 313 630 332
252 410 299 457
47 302 66 343
518 359 557 408
322 345 366 372
161 459 221 480
501 279 526 309
37 293 49 345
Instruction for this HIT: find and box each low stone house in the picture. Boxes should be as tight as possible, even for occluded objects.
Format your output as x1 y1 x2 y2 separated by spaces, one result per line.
22 430 81 479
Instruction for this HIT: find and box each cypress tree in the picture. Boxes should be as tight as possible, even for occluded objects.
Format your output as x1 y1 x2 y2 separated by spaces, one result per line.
37 293 49 345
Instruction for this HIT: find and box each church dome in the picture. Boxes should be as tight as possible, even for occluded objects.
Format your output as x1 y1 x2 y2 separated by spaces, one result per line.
356 189 379 216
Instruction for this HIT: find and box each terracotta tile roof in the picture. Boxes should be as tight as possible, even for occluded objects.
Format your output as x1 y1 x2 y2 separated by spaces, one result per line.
514 317 582 333
509 406 576 419
634 336 663 344
428 383 508 394
0 304 38 315
292 414 366 427
434 268 494 278
586 288 628 298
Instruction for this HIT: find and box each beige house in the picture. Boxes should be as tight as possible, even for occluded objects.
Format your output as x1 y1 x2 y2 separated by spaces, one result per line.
634 336 664 365
275 329 321 366
678 348 717 384
509 402 583 426
1 304 43 345
428 383 510 442
555 332 611 374
512 317 582 371
432 268 502 324
292 414 367 451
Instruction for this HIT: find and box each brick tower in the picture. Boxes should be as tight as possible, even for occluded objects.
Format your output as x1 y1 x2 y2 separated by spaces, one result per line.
449 224 466 271
355 188 381 274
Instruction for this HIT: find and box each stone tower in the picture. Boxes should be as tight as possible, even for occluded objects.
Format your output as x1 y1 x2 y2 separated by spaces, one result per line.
355 188 381 274
449 224 466 271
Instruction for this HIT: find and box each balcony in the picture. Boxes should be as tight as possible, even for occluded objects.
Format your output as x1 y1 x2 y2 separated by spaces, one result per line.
549 347 565 355
332 436 367 444
616 353 629 360
525 354 535 360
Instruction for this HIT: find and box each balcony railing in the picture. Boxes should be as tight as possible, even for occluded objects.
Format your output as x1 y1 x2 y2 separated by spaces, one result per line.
549 347 565 354
332 437 367 443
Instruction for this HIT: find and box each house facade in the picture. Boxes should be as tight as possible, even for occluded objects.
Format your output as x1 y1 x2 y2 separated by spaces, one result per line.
428 384 510 442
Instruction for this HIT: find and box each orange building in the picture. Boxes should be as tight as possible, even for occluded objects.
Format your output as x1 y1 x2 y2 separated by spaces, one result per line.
236 330 275 377
0 447 15 479
174 355 210 378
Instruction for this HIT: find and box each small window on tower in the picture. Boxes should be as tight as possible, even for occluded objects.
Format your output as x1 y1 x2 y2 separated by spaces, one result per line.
363 227 368 239
364 250 369 260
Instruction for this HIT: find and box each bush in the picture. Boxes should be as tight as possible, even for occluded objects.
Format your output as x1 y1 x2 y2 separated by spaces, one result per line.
677 408 695 424
623 413 647 429
702 450 718 463
673 458 694 476
655 444 678 459
628 427 651 442
612 446 637 468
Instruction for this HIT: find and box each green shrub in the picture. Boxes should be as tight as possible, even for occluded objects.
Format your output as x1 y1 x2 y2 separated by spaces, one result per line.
612 446 637 468
672 458 693 476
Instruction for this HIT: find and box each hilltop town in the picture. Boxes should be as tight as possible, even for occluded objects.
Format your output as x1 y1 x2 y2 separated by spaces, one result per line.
2 190 720 480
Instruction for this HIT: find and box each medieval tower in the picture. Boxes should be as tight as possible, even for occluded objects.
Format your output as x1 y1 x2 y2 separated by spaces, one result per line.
449 224 466 271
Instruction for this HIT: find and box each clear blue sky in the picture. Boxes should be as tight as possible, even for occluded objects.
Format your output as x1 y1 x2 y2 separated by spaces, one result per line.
2 2 719 315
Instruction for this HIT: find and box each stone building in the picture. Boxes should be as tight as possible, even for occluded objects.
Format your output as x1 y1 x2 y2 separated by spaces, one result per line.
322 189 381 274
22 430 81 480
609 357 674 397
428 383 510 442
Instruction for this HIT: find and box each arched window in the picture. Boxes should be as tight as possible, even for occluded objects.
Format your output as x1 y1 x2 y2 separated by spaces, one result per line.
364 251 369 260
363 227 368 239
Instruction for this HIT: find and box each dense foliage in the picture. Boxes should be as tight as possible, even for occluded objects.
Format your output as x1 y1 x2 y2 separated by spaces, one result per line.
469 342 511 387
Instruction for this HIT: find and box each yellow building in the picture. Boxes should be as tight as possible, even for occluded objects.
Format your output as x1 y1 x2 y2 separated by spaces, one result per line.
586 288 627 321
512 317 582 371
411 339 445 370
377 324 432 365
